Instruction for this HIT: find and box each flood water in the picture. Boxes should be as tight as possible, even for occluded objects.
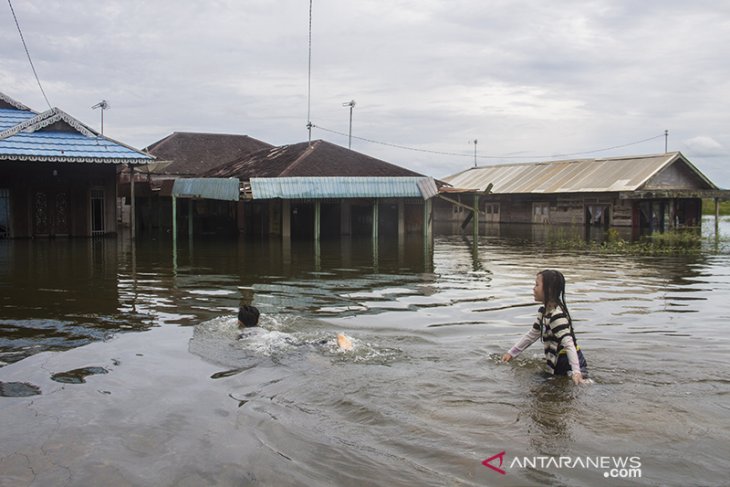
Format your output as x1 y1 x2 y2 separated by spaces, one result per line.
1 218 729 486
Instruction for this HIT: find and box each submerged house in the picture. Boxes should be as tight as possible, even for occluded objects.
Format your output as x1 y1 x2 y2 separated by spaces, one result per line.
201 139 438 240
118 131 273 236
436 152 728 237
0 92 152 238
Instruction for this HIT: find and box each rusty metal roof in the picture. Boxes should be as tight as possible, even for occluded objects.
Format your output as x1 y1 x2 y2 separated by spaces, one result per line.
441 152 717 193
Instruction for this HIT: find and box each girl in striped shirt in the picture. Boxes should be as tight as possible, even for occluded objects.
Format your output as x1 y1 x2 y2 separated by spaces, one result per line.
501 269 588 384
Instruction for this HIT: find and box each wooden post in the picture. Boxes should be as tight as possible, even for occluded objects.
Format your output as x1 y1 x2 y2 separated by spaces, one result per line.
423 198 432 241
172 194 177 273
473 193 479 240
372 199 379 242
715 197 720 239
129 164 136 240
314 200 321 241
398 200 405 241
172 195 177 244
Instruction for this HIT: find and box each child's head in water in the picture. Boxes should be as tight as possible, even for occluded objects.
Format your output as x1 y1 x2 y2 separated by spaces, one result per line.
237 305 260 328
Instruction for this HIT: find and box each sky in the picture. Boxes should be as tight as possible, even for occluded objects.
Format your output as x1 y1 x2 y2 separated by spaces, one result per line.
2 0 729 186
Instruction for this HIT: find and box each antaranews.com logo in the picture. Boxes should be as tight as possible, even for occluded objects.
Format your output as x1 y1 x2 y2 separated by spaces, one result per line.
483 451 642 479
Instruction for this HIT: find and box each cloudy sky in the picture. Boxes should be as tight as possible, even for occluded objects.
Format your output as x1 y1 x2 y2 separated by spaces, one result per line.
2 0 729 185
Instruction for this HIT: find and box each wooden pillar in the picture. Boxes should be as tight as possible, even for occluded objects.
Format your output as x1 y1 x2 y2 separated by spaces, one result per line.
172 195 177 243
423 198 432 272
473 194 479 240
398 200 405 240
715 197 720 238
372 199 379 242
172 195 177 273
129 164 136 240
423 198 432 241
314 200 321 241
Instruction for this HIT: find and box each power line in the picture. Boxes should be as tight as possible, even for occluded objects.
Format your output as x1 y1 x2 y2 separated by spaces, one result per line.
311 123 666 160
7 0 51 110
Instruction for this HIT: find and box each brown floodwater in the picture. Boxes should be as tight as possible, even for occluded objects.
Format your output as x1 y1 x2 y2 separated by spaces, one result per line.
0 218 729 486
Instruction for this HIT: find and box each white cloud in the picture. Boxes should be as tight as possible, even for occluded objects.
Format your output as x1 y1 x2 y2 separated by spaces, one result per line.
683 136 725 157
2 0 729 186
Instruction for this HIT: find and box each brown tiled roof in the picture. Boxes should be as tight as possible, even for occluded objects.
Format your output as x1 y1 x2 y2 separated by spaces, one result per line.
203 140 425 180
144 132 273 176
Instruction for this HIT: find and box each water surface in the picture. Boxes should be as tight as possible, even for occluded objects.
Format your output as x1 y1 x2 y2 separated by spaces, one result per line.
0 219 729 486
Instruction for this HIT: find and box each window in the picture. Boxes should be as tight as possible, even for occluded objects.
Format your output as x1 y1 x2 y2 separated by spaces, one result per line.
91 189 105 235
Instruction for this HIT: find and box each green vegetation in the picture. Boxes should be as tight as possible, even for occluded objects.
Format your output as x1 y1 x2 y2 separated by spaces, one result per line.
544 226 721 255
702 199 730 215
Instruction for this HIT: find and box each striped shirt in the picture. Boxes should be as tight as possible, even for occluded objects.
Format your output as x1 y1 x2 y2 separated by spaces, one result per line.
508 305 581 375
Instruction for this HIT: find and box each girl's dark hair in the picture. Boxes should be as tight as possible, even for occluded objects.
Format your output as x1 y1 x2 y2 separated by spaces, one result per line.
538 269 571 325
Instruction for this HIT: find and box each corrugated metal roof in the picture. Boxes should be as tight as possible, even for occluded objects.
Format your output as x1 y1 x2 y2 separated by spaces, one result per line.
0 104 152 163
442 152 716 193
250 176 438 200
0 108 36 131
172 178 240 201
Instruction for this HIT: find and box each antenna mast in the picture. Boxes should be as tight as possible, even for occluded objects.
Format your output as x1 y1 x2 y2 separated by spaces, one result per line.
306 0 313 146
343 100 356 149
91 100 109 135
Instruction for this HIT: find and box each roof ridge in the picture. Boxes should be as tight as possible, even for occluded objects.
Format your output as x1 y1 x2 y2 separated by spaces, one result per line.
0 92 34 111
279 140 320 176
0 107 100 141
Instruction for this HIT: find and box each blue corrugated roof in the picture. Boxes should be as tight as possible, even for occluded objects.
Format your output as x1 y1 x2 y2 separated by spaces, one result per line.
250 176 438 200
0 131 150 160
172 178 240 201
0 108 36 131
0 104 152 163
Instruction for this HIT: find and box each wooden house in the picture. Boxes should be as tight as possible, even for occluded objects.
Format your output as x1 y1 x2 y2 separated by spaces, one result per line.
119 131 273 236
0 92 151 238
436 152 729 237
199 139 438 240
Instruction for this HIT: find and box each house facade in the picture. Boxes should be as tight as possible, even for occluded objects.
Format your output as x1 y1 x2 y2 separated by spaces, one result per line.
436 152 729 237
0 92 151 238
118 131 273 236
202 140 438 241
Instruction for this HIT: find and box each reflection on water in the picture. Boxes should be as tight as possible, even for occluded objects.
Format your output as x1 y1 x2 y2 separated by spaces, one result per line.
0 217 729 485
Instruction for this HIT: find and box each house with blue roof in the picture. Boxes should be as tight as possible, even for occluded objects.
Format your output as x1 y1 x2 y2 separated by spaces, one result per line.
0 92 152 238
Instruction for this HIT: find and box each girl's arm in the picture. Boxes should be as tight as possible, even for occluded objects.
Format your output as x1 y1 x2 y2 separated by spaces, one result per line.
559 335 582 376
503 324 541 361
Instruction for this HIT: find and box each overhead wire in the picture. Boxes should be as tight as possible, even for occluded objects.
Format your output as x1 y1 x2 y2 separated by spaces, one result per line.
7 0 52 110
311 123 666 161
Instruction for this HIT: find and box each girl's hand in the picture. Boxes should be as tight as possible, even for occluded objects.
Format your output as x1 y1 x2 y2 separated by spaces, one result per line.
501 353 513 362
571 372 585 385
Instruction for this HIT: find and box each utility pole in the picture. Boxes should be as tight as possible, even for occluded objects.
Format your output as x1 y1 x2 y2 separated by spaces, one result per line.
664 129 668 153
343 100 356 149
91 100 109 135
472 139 478 167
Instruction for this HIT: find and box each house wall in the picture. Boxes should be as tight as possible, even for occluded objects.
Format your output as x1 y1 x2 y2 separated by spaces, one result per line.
0 161 118 238
435 193 635 226
644 162 705 190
